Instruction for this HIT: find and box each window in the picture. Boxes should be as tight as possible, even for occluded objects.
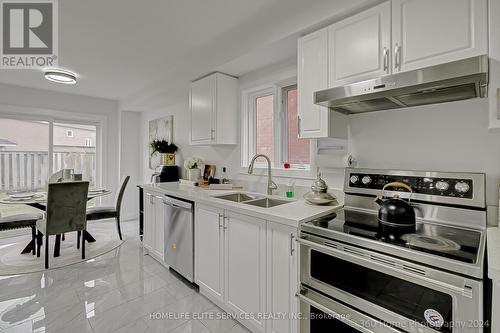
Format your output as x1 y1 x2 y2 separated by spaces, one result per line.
66 129 74 137
54 122 97 186
244 82 311 171
255 94 274 160
0 118 99 192
0 117 100 217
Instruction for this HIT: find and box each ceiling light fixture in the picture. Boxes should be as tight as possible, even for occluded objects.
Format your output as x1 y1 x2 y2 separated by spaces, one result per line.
44 69 77 84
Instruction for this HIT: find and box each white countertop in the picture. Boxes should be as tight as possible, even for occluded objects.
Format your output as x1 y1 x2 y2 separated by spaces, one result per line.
142 182 344 228
488 227 500 281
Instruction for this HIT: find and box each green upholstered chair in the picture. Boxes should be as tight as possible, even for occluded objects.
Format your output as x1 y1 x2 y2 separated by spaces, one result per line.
86 176 130 240
36 181 89 269
0 213 44 255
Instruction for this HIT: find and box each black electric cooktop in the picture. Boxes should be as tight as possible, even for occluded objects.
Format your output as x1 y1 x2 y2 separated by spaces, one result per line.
304 209 482 264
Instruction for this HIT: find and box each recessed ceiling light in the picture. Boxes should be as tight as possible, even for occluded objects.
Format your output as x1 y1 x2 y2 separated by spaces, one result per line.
44 69 77 84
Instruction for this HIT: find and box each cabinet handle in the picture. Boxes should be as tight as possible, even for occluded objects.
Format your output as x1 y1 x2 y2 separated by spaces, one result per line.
223 216 228 230
210 128 215 141
290 234 295 256
394 44 401 71
218 214 223 229
383 47 389 73
297 116 301 138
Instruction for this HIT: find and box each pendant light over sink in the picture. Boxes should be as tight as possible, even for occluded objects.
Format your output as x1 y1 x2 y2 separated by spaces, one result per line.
44 68 77 84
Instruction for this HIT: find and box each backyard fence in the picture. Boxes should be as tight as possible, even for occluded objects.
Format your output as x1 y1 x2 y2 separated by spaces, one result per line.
0 151 96 192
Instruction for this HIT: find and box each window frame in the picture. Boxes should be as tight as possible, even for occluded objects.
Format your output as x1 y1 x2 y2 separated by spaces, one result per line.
241 77 316 179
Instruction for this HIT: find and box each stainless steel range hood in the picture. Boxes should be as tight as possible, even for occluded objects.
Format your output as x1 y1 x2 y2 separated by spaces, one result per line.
314 55 488 114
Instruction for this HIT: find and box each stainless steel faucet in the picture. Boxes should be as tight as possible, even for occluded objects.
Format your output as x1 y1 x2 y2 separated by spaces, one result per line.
247 154 278 195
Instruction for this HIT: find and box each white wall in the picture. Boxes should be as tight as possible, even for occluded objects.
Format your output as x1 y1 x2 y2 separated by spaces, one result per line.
140 60 298 185
139 61 500 225
119 110 142 220
349 98 500 224
0 83 120 206
140 98 240 183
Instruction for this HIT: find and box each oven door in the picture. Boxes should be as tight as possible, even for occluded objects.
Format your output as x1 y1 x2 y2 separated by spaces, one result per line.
298 233 484 333
299 285 405 333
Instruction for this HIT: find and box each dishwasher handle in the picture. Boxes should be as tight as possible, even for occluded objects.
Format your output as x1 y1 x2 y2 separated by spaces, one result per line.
163 196 193 210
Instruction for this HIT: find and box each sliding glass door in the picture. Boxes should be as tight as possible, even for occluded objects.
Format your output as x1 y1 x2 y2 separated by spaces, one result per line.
52 122 97 187
0 118 50 192
0 117 100 216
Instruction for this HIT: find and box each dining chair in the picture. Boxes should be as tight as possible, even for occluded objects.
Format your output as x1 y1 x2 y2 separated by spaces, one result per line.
86 176 130 240
36 181 89 269
0 213 44 255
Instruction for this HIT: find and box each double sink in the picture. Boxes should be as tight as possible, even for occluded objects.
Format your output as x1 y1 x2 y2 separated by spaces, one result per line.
215 192 291 208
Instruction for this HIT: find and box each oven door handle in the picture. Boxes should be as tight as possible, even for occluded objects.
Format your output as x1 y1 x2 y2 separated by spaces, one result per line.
297 237 473 298
298 291 378 333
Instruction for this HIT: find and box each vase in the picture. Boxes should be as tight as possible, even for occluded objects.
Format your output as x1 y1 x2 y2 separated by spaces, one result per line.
160 153 175 166
187 168 201 181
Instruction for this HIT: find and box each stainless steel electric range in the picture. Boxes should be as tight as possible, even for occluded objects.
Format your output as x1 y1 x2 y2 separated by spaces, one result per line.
298 168 487 333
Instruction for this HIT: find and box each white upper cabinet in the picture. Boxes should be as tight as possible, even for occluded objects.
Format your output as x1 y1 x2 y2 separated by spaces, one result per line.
298 28 329 138
298 29 348 139
190 72 238 145
328 2 391 87
392 0 488 73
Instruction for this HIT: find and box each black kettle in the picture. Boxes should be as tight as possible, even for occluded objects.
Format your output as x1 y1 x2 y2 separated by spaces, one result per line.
375 182 416 237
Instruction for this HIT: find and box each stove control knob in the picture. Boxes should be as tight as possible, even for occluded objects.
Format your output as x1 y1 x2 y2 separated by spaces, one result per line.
361 176 372 185
455 182 470 194
435 181 449 191
349 175 359 184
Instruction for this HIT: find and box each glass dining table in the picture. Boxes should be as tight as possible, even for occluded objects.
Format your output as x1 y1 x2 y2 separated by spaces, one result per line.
0 189 112 255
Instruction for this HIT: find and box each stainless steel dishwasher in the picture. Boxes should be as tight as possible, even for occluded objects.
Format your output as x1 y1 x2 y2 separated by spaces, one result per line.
163 195 194 282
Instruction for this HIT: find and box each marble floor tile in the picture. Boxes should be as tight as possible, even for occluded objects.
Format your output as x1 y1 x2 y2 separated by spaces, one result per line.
0 220 249 333
111 318 151 333
198 306 238 333
227 323 252 333
87 293 145 332
168 319 211 333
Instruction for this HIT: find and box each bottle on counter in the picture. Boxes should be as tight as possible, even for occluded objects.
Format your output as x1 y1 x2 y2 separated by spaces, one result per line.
286 180 295 198
221 167 230 184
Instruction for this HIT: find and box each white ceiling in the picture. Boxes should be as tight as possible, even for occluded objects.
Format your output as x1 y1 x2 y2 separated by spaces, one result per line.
0 0 380 110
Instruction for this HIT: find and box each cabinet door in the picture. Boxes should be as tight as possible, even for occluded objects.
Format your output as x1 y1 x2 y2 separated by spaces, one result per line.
328 1 391 87
297 28 329 138
153 195 165 260
392 0 487 73
224 211 266 332
190 75 215 145
195 204 224 302
266 223 298 333
143 193 154 251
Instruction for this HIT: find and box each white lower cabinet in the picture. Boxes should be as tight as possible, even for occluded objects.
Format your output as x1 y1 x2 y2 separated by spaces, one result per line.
194 204 299 333
143 191 165 261
266 222 298 333
224 211 267 332
195 204 224 302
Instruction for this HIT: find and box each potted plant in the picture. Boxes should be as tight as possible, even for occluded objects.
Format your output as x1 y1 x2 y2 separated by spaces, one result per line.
149 140 178 166
184 157 203 181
